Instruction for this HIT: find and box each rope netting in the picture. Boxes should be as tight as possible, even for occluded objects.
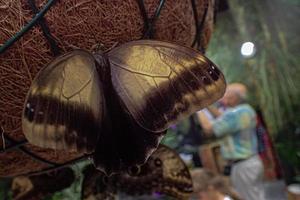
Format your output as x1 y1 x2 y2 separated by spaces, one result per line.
0 0 213 177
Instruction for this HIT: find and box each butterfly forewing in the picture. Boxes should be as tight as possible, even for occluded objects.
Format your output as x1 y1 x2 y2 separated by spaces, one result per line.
22 50 104 153
108 40 226 132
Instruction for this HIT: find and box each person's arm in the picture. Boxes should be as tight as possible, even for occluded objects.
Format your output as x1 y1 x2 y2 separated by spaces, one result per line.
206 105 223 118
197 111 214 136
198 107 247 138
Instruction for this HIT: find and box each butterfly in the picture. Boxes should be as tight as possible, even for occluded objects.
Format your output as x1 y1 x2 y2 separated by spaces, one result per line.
82 144 193 200
22 40 226 175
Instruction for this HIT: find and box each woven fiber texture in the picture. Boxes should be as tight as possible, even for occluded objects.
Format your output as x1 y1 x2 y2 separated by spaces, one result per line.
0 0 215 177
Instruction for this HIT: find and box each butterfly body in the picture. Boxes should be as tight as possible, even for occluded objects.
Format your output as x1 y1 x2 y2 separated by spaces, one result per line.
22 40 226 175
88 53 166 175
93 80 165 175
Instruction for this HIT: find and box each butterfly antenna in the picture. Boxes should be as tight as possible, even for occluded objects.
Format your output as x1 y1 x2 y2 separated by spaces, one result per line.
103 42 119 53
86 23 104 53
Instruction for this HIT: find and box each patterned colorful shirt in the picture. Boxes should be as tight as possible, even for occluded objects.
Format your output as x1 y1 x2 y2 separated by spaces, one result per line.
212 104 258 160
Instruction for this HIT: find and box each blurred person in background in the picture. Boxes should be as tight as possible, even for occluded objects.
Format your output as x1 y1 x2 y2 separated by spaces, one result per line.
191 168 241 200
197 83 265 200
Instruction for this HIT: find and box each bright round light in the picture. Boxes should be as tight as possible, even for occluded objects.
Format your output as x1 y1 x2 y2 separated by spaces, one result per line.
241 42 255 57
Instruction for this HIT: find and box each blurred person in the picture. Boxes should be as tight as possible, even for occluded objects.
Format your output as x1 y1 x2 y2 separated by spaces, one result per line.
197 83 265 200
191 168 242 200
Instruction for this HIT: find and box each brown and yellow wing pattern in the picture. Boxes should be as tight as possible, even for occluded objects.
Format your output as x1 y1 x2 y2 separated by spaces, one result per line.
21 40 226 175
22 50 104 153
108 40 226 132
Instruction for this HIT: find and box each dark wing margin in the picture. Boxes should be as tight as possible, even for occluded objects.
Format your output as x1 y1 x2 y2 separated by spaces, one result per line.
108 40 226 132
22 50 104 153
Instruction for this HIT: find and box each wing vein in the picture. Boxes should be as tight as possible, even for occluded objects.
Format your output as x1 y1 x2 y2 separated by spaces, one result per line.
110 59 170 78
61 67 94 100
155 47 211 99
155 49 198 100
152 77 170 124
113 71 148 126
132 73 162 124
152 43 220 89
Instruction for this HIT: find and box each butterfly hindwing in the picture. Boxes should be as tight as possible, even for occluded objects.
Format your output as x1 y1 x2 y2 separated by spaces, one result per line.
83 145 193 200
108 40 226 132
116 144 193 199
22 50 104 153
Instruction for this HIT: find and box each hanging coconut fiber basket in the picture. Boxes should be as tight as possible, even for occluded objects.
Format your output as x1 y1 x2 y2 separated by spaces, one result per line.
0 0 215 177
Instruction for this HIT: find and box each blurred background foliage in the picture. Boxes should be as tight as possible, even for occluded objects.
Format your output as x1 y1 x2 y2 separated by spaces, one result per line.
205 0 300 182
206 0 300 135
